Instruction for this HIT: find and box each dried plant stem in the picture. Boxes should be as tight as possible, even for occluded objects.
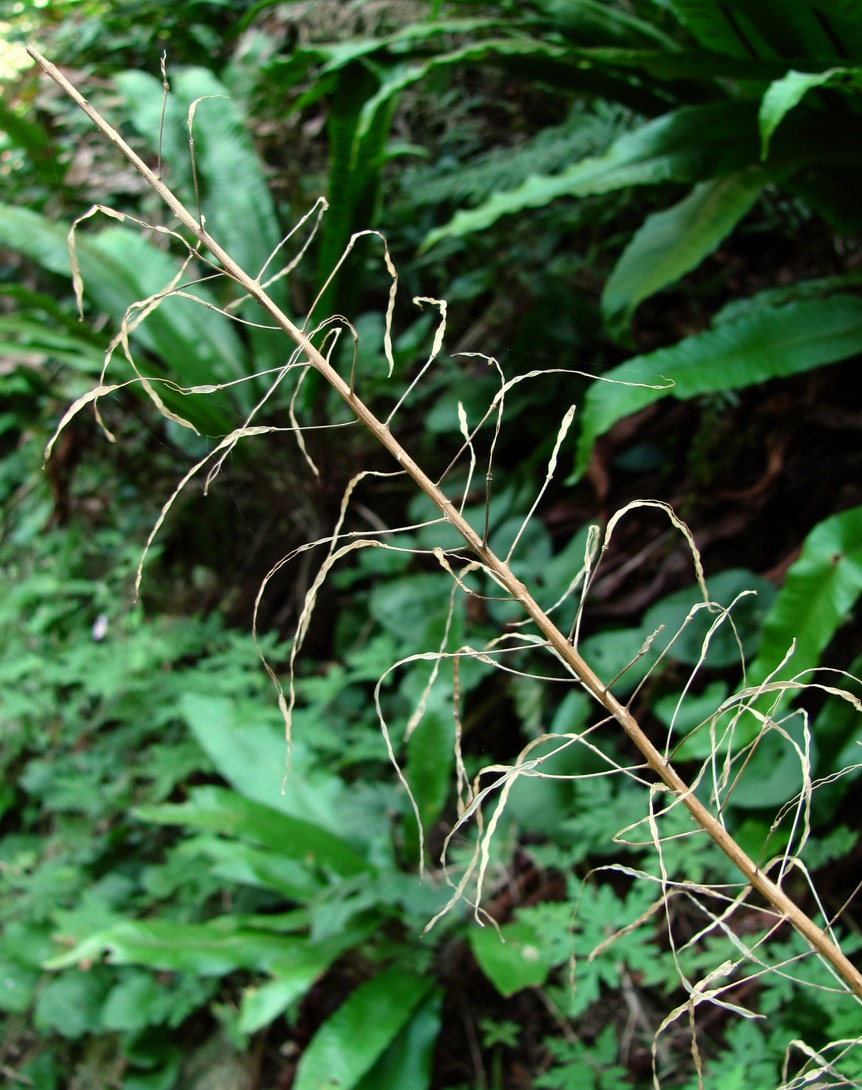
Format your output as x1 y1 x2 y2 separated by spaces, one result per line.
28 45 862 1003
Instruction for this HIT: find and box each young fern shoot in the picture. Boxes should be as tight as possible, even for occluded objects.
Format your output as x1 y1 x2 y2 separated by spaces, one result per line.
28 45 862 1006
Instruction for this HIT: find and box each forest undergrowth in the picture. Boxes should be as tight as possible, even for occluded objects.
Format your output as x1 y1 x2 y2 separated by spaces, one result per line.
15 42 862 1090
6 4 862 1084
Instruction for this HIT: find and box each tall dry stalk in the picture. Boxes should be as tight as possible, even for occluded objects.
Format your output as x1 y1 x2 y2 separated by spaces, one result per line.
27 44 862 1006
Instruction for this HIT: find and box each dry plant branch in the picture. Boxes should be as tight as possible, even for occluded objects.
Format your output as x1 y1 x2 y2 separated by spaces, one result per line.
27 44 862 1004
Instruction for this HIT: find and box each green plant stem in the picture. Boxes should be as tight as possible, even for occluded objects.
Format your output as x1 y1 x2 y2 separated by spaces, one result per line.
27 43 862 1005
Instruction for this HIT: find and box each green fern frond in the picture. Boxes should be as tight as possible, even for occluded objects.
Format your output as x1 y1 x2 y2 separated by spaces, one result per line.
402 101 633 210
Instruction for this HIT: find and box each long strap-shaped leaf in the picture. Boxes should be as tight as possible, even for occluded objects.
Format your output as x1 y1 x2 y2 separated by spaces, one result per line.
27 45 862 1005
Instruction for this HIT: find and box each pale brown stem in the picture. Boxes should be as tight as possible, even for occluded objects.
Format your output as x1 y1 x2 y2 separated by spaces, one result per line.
27 45 862 1002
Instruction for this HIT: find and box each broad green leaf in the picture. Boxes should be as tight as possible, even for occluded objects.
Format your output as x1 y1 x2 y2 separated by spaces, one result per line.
747 505 862 687
292 967 434 1090
299 21 508 87
0 207 245 387
295 18 549 98
0 98 51 158
655 681 730 760
0 203 81 278
405 706 454 826
722 716 816 810
533 0 678 48
238 927 376 1034
0 205 245 434
179 693 345 829
715 508 862 799
713 271 862 325
669 0 862 63
354 991 443 1090
0 318 104 373
184 835 325 899
137 785 372 877
46 918 301 975
89 229 249 389
239 977 306 1034
643 568 777 669
760 66 862 159
403 703 455 861
115 67 289 369
355 38 573 145
115 69 281 270
812 651 862 772
422 102 757 249
665 0 763 59
602 167 768 340
369 571 464 647
573 293 862 478
565 45 789 82
470 919 552 996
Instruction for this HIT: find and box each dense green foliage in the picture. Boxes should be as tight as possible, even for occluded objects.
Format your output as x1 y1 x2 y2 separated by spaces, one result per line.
3 1 862 1087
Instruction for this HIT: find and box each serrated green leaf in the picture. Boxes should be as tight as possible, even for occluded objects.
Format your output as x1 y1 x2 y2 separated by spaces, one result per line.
34 971 107 1038
602 167 768 339
760 66 862 159
573 294 862 478
423 101 757 249
100 971 209 1032
292 967 434 1090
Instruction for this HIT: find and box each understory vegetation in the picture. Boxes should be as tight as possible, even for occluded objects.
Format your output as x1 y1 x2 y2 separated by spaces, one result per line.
2 2 862 1088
